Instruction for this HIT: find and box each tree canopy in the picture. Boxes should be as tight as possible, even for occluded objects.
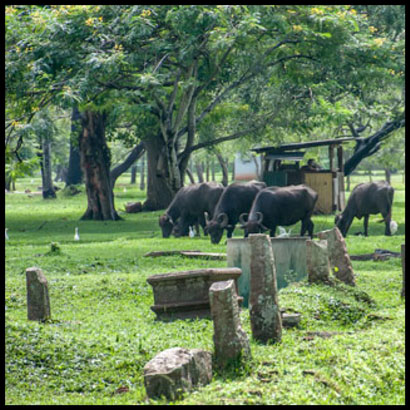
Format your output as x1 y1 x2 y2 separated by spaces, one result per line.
5 5 405 213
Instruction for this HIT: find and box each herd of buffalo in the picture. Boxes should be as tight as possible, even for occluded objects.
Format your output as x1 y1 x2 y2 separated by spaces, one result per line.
158 180 396 243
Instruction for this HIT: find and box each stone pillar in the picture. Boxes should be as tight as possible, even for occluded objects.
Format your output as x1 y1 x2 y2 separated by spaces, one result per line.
26 267 51 321
248 234 282 344
401 244 405 298
143 347 212 400
306 240 332 285
317 227 355 286
209 280 251 368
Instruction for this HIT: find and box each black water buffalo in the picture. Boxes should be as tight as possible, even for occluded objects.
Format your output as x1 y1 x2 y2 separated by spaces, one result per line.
204 180 266 244
335 181 394 237
159 182 224 238
239 184 318 237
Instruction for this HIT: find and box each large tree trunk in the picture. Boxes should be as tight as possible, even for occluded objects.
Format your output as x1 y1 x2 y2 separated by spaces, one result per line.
65 106 83 186
79 111 120 220
142 137 176 211
110 142 145 189
39 135 56 199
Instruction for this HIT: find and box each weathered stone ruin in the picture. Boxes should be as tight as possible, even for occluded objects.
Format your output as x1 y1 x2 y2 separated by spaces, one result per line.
317 227 356 286
209 280 251 368
306 239 332 285
26 266 51 321
248 234 282 344
143 347 212 400
146 267 242 320
227 236 308 307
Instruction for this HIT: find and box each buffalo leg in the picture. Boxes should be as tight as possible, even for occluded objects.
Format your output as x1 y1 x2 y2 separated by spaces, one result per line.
307 219 314 238
363 215 369 236
227 227 234 239
269 226 277 237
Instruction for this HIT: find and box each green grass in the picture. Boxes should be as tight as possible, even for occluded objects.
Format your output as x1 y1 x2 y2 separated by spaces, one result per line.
5 174 405 405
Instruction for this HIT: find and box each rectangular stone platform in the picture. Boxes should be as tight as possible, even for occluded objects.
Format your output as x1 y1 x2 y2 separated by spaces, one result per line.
147 267 242 320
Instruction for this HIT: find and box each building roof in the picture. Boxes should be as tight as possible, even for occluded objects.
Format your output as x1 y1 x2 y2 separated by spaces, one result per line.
251 137 357 153
265 152 305 161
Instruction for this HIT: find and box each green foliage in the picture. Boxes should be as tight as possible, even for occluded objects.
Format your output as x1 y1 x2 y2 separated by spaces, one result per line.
5 174 405 404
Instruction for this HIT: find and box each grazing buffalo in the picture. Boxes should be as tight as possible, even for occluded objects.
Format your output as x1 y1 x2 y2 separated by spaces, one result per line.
335 181 395 237
204 180 266 244
159 182 224 238
239 184 318 238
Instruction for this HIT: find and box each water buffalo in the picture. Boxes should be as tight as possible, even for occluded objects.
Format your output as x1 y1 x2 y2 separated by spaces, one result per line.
239 184 318 237
335 181 395 237
159 182 224 238
204 180 266 244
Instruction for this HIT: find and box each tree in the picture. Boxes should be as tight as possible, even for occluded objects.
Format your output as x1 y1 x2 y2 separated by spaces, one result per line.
6 5 405 216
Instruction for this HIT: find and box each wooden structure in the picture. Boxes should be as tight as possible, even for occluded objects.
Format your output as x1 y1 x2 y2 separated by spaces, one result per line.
252 137 357 214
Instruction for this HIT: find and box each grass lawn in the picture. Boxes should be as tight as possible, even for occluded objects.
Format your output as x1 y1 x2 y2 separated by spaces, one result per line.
5 173 405 405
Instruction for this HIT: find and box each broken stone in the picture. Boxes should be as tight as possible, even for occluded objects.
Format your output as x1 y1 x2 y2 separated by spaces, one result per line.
248 234 282 344
209 280 251 368
143 347 212 400
306 240 332 285
317 227 355 286
281 313 301 328
26 267 51 321
125 201 142 213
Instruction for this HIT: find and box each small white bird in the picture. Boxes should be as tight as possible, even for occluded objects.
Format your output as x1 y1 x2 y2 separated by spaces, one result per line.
189 226 195 238
74 227 80 241
390 220 398 235
277 226 292 238
123 187 127 193
5 228 9 241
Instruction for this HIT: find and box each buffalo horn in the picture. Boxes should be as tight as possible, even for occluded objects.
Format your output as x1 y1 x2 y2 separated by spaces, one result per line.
204 211 210 225
255 212 264 224
217 213 229 228
239 213 248 227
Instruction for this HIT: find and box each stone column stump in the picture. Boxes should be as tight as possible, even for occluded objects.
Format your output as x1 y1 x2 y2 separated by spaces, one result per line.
317 227 355 286
143 347 212 400
306 240 332 285
248 234 282 344
26 267 51 321
209 280 251 368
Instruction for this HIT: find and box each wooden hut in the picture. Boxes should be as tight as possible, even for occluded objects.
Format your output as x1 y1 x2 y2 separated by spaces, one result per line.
252 137 356 214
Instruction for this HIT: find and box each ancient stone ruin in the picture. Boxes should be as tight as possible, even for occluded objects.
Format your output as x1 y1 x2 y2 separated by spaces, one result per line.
227 236 308 307
209 280 251 368
248 234 282 344
146 267 242 320
26 266 51 321
143 347 212 400
306 239 332 285
317 227 356 286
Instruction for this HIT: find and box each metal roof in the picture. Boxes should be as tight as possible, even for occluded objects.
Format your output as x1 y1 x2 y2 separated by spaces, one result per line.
265 152 305 161
252 137 357 153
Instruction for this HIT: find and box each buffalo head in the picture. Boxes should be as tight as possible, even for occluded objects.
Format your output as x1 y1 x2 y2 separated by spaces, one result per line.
204 212 229 244
239 212 269 236
159 214 174 238
334 213 348 237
